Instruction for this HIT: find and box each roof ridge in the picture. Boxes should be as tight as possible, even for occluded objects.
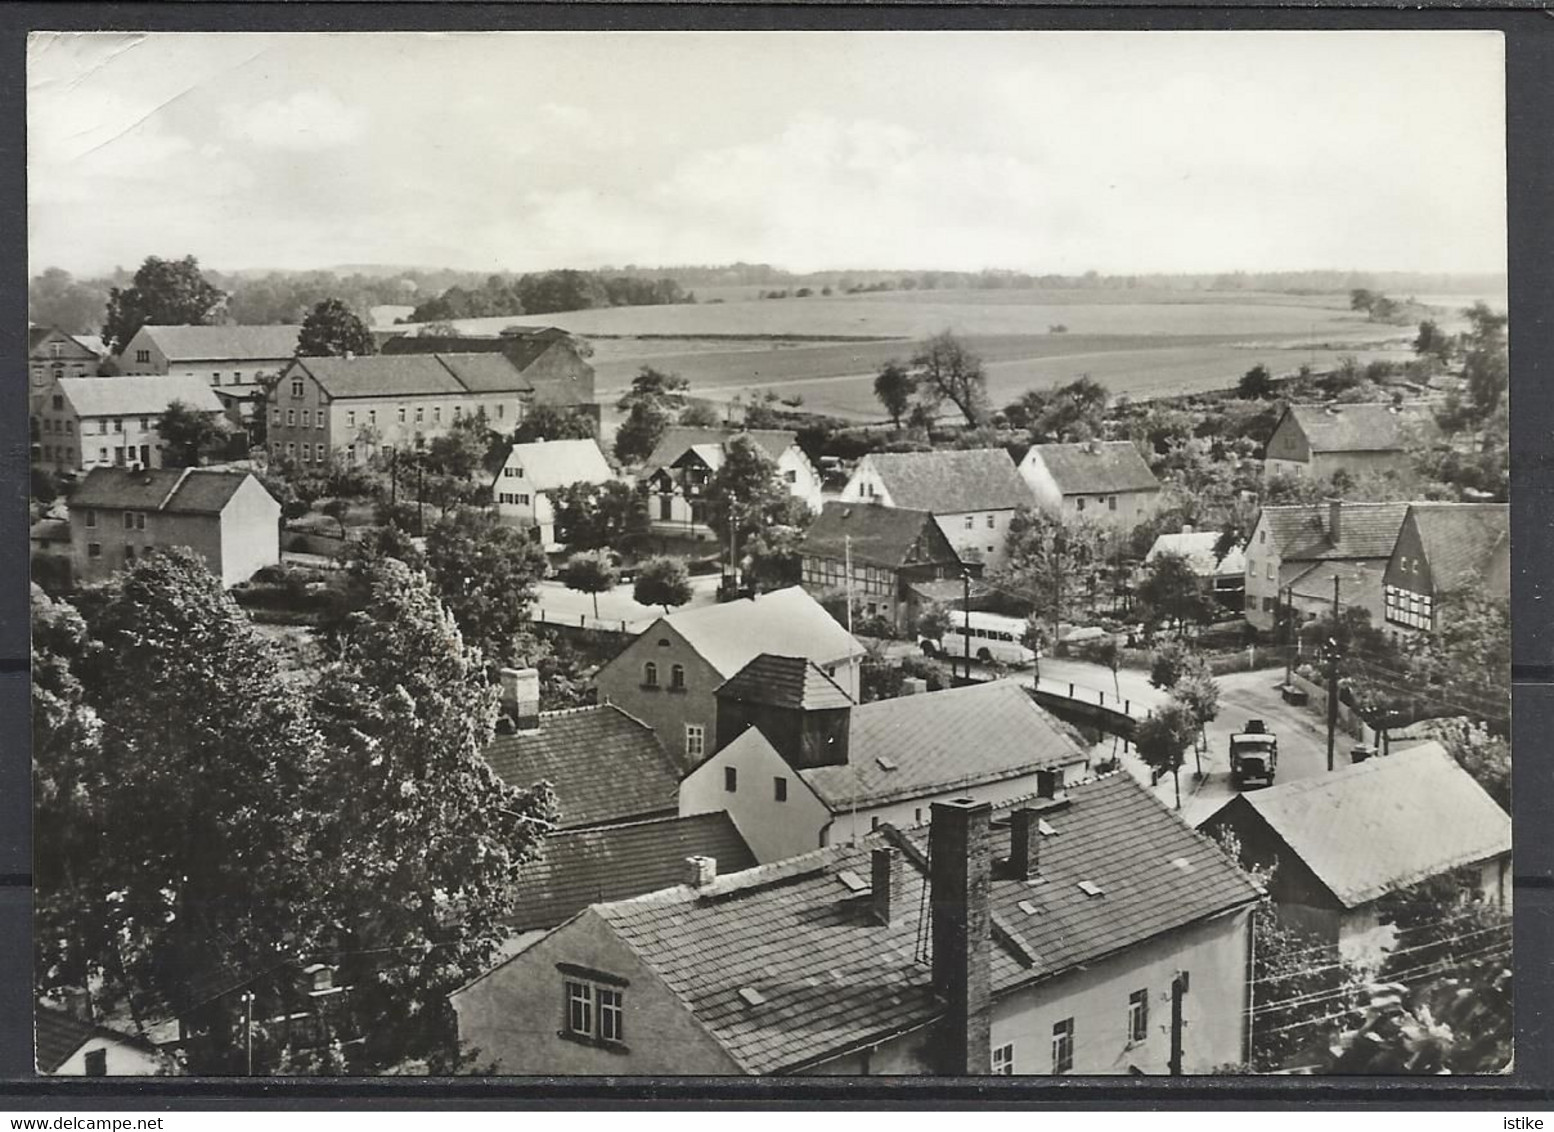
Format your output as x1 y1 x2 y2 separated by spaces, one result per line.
159 466 197 511
431 353 470 393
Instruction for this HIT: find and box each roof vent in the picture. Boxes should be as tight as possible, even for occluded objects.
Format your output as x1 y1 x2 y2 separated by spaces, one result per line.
738 987 766 1008
875 755 898 772
836 869 868 894
1017 899 1039 916
1077 880 1105 898
1037 819 1057 837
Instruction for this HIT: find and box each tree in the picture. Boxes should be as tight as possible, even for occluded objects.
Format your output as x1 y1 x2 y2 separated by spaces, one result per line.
1021 376 1110 443
156 399 232 467
550 480 650 554
917 603 953 644
633 555 694 613
907 331 988 426
559 550 619 619
1412 320 1454 368
873 360 916 429
993 506 1108 639
1319 960 1511 1075
1171 662 1220 776
512 403 596 444
678 401 723 428
29 267 110 334
422 508 549 665
102 255 227 353
423 412 493 482
297 298 377 358
742 495 813 592
1434 718 1509 812
1349 288 1376 315
704 435 795 574
1136 550 1211 633
322 498 352 540
615 365 690 416
1149 637 1192 691
1237 364 1274 400
1460 302 1509 419
614 401 671 466
308 558 557 1072
1134 700 1196 810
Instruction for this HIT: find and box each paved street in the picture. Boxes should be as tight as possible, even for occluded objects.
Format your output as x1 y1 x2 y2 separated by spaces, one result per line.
532 573 721 631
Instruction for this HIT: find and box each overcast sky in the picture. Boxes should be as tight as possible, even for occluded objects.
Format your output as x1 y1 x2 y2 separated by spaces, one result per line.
28 31 1506 278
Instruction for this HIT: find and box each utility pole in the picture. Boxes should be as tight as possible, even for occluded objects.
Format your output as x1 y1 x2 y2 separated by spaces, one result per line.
1326 574 1341 773
1282 585 1295 686
844 534 854 641
962 570 972 683
241 990 255 1076
1168 971 1188 1076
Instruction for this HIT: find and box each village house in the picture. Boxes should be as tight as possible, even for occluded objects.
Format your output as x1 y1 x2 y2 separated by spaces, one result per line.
1199 744 1510 964
113 324 303 399
1263 401 1430 481
491 438 616 549
798 502 964 632
34 374 228 472
452 777 1262 1075
1381 502 1510 637
380 325 597 414
1143 528 1247 606
839 449 1034 569
640 428 823 540
67 467 281 588
1242 499 1410 633
681 661 1092 862
35 1000 163 1076
267 353 531 466
29 325 107 411
593 587 865 774
1017 441 1162 530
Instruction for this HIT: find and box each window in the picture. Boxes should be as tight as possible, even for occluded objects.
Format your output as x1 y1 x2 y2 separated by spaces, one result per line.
51 394 64 411
272 409 281 426
563 978 624 1045
398 406 407 424
1259 530 1266 544
516 493 530 505
1108 495 1118 512
774 776 788 803
124 545 136 562
416 406 425 423
1076 497 1086 511
212 372 222 386
686 725 705 761
139 417 149 431
1127 989 1149 1045
566 980 593 1037
87 543 101 559
302 410 311 428
643 662 658 687
234 371 243 383
98 448 107 463
287 409 297 427
670 664 685 690
114 447 125 465
964 515 975 530
598 987 624 1043
1052 1018 1074 1074
992 1043 1014 1075
83 1048 107 1077
1266 563 1274 581
347 410 356 428
291 379 304 398
347 445 357 464
135 349 150 364
113 417 123 433
785 469 797 484
434 407 442 423
98 421 107 434
123 512 134 530
368 410 377 425
49 341 63 359
987 514 996 529
65 420 73 434
286 442 296 458
725 766 738 793
497 403 505 419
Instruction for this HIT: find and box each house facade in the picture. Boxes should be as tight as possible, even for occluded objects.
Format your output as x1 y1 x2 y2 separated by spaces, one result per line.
1017 441 1162 530
35 1003 163 1076
67 467 281 588
453 778 1261 1075
29 326 106 411
640 428 823 540
1381 503 1510 637
114 324 303 395
1143 529 1247 605
380 326 597 411
798 503 964 631
266 353 531 467
839 449 1034 570
491 438 616 548
34 375 229 472
1263 402 1429 481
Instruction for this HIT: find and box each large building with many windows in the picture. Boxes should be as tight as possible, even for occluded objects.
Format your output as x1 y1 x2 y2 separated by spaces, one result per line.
33 374 228 472
113 324 302 396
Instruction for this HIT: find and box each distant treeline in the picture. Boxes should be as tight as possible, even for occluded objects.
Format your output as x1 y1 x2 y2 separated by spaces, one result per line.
404 271 692 323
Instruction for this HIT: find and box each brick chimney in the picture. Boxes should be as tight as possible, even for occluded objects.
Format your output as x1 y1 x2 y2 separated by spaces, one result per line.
1007 807 1040 880
499 666 541 732
929 797 993 1075
871 847 901 926
685 855 717 888
1036 766 1065 801
1327 498 1343 546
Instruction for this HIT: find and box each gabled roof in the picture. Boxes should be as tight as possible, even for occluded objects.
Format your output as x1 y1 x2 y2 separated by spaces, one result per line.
642 428 797 473
716 654 856 712
70 467 266 516
55 374 225 418
1404 503 1510 592
30 326 104 358
800 502 956 570
1215 744 1510 909
73 334 109 358
482 704 680 830
799 681 1084 809
1286 559 1381 604
657 586 865 677
587 773 1260 1074
132 324 303 362
1258 501 1410 562
1146 531 1246 578
493 439 613 492
380 330 572 374
1025 441 1161 497
1281 402 1429 455
35 1003 156 1073
863 449 1033 513
290 353 531 399
509 812 755 932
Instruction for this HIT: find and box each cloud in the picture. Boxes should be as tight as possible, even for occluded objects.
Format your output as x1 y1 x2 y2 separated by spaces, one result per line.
220 89 366 152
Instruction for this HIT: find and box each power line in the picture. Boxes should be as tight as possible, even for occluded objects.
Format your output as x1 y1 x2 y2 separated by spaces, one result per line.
1253 921 1511 988
1253 938 1512 1018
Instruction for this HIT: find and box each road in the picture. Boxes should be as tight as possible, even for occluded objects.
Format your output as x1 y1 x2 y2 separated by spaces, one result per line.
532 573 721 631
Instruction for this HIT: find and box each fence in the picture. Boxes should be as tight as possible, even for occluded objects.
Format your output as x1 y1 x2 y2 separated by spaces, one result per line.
1288 670 1370 743
531 606 649 636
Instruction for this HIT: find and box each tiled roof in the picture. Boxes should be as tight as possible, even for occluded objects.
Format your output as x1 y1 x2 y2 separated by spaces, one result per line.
1259 501 1410 562
29 326 54 352
1283 402 1429 454
56 374 225 418
73 335 109 358
800 503 953 569
716 654 856 712
35 1003 155 1073
1025 441 1162 497
482 705 680 830
69 468 262 516
135 324 303 362
865 449 1033 513
437 352 536 394
801 682 1083 810
1406 503 1510 592
293 353 531 399
1221 744 1510 909
509 813 755 931
642 428 796 473
493 439 612 492
662 586 865 678
1286 559 1380 604
380 330 568 374
591 773 1260 1074
1146 531 1246 578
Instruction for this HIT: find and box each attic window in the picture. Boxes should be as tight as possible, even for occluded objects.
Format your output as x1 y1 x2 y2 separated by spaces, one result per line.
657 638 671 648
1017 900 1039 916
1037 819 1057 837
875 756 898 772
836 870 869 894
1077 880 1106 898
738 987 767 1008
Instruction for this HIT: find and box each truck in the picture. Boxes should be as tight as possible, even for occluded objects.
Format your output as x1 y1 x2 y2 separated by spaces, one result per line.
1230 720 1278 789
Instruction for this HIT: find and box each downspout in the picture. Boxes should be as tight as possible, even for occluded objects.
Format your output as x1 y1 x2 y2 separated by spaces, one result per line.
1243 908 1256 1070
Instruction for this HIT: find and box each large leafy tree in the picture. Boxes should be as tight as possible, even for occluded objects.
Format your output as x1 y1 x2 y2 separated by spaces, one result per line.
513 403 597 444
102 255 227 353
704 435 802 576
873 360 916 429
558 550 619 619
908 330 988 426
1136 549 1212 633
29 267 110 335
1134 700 1196 810
309 559 557 1071
633 555 694 614
156 399 233 467
1460 301 1508 419
990 506 1108 638
550 480 650 554
297 298 377 358
423 507 549 665
614 401 672 466
616 365 690 417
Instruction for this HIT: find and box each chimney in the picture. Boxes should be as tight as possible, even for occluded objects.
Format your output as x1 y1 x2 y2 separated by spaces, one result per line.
900 676 929 697
871 847 901 926
344 350 355 361
1036 766 1064 801
499 666 541 732
685 855 717 889
1008 807 1040 880
1180 522 1194 535
1327 498 1343 546
929 797 993 1075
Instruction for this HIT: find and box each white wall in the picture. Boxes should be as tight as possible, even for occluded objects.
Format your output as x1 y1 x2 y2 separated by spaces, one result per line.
218 476 282 587
50 1035 163 1076
679 728 832 863
932 509 1015 569
839 459 895 507
777 446 825 513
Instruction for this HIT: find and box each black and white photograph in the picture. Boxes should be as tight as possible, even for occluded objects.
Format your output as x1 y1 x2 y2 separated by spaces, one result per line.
26 29 1512 1079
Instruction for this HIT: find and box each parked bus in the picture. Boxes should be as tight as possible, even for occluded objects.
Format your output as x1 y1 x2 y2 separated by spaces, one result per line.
919 611 1036 667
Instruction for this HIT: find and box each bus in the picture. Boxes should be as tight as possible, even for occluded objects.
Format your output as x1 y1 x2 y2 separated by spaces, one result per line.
919 611 1036 667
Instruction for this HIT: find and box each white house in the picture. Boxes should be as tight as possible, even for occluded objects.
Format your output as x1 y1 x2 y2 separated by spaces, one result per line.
33 374 229 472
36 1001 163 1076
114 324 304 398
640 428 823 540
838 449 1034 570
1017 441 1162 530
491 438 616 548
